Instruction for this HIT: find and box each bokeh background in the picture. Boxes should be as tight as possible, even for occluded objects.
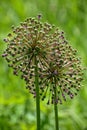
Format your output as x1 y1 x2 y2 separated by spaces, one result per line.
0 0 87 130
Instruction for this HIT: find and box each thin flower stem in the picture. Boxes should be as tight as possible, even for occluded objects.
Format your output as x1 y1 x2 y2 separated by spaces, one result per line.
54 101 59 130
35 56 40 130
54 82 59 130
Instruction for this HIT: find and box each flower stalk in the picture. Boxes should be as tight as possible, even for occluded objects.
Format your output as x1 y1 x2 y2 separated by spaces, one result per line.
54 79 59 130
34 56 40 130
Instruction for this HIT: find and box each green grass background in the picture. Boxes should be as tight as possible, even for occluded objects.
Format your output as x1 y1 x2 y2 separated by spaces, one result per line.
0 0 87 130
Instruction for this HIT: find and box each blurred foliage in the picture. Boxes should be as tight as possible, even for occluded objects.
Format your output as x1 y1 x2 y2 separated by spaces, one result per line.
0 0 87 130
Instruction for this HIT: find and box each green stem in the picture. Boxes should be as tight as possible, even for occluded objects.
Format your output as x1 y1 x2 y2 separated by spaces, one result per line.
35 56 40 130
54 84 59 130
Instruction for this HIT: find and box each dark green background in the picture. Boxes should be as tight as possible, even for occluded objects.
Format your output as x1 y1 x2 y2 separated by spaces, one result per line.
0 0 87 130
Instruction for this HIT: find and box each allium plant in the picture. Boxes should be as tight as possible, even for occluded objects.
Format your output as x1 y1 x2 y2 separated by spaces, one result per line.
2 15 83 130
38 41 83 130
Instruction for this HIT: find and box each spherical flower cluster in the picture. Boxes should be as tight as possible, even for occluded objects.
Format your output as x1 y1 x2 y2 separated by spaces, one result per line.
2 15 83 104
38 42 83 104
2 15 52 84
